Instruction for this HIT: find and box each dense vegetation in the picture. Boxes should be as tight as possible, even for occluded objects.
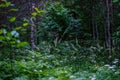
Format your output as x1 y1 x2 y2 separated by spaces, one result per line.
0 0 120 80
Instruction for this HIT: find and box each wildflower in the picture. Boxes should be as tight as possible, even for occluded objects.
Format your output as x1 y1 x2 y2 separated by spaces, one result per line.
34 70 37 72
21 59 25 62
69 75 75 78
49 77 54 80
91 77 96 80
109 66 114 69
11 30 19 37
104 64 110 67
113 60 118 64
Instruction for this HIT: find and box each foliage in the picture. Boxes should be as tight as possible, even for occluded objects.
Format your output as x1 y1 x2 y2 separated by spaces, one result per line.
0 1 28 53
38 2 81 41
113 26 120 44
0 41 120 80
1 0 120 80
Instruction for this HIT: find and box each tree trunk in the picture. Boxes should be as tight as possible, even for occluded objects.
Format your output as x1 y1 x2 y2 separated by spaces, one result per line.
106 0 112 58
91 0 99 41
29 0 36 50
95 22 99 40
92 6 96 40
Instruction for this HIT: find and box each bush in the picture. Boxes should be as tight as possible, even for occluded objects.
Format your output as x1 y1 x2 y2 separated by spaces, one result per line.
37 2 81 41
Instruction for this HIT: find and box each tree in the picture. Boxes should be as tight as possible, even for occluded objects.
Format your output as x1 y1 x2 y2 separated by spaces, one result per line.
105 0 112 58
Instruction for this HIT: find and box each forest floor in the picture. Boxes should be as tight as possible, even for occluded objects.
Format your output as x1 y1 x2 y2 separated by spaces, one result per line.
1 52 120 80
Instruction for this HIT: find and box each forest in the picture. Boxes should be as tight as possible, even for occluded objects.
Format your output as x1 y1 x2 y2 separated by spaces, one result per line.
0 0 120 80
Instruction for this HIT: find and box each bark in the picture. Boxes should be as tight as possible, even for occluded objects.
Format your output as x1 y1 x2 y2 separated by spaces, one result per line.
29 0 36 50
91 0 99 41
95 22 99 40
30 18 36 50
92 6 95 40
106 0 112 58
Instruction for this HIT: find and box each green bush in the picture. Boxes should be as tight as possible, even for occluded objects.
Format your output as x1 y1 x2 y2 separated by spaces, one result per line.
37 2 81 41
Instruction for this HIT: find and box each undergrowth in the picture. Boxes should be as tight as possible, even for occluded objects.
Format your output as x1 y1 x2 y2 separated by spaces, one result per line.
0 41 120 80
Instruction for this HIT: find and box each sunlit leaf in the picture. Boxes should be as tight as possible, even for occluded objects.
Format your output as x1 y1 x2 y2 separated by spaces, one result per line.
0 29 3 34
38 10 45 13
14 26 22 30
32 12 37 17
34 7 39 11
9 17 16 22
10 41 16 45
17 42 28 48
10 8 19 11
0 3 6 7
5 2 11 7
0 2 11 7
23 23 28 27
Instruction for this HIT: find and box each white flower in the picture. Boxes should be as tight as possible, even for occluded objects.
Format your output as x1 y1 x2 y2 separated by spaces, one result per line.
60 61 63 63
113 61 118 64
91 77 96 80
113 59 118 64
69 75 75 78
112 69 115 71
108 66 114 69
11 30 19 37
114 59 119 61
34 70 37 72
39 70 42 72
104 64 110 67
49 77 54 80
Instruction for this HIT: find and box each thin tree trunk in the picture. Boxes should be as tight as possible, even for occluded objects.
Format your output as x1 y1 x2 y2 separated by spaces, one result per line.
95 22 99 40
91 0 99 41
106 0 112 58
30 18 36 50
29 0 36 50
92 6 96 40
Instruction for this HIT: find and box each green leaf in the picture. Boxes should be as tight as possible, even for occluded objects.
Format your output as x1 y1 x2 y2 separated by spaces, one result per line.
23 23 28 27
0 4 5 7
34 7 39 11
113 0 118 3
6 32 12 38
9 17 16 22
38 10 45 13
0 2 11 7
0 36 5 41
5 2 11 7
17 42 28 48
10 41 16 45
14 26 22 30
32 12 37 17
10 8 19 11
0 29 3 34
